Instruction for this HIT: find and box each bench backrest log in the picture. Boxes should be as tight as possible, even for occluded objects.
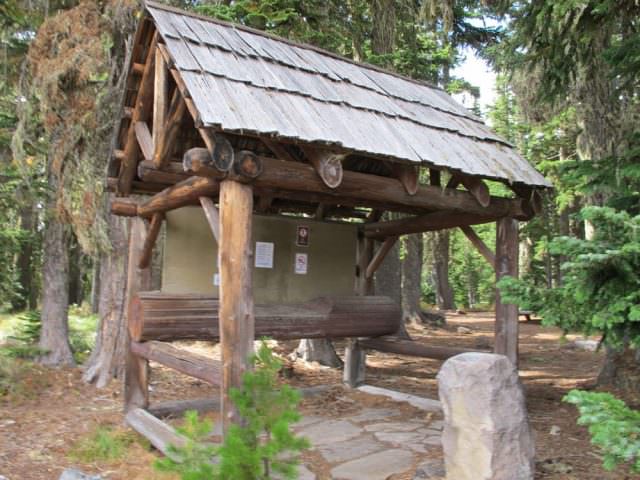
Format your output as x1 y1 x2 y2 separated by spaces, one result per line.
129 292 401 342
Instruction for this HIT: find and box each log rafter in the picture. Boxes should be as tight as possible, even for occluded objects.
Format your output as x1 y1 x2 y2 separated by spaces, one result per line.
133 158 527 221
118 32 159 195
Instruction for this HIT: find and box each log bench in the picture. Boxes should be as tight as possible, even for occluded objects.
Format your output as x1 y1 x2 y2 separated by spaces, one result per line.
124 292 485 450
128 292 402 342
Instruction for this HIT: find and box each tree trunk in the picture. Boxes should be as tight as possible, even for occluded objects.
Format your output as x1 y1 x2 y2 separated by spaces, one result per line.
597 345 640 393
68 236 84 306
371 0 396 58
295 339 343 368
83 209 129 387
431 230 456 310
90 259 101 314
401 233 423 325
39 190 74 366
374 217 409 338
15 195 37 310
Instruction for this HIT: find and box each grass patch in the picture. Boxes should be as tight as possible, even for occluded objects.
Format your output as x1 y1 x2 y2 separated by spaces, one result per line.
69 425 138 463
0 307 98 363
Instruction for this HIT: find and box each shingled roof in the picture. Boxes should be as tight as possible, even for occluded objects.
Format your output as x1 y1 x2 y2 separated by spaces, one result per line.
142 2 550 188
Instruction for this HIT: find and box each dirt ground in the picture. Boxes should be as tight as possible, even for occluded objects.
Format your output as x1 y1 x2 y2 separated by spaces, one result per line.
1 312 637 480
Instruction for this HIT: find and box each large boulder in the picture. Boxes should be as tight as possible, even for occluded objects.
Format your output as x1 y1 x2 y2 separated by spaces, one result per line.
437 353 535 480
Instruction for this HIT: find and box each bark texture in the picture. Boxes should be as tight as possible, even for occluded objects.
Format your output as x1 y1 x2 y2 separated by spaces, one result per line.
597 345 640 393
401 233 423 325
431 230 456 310
15 195 37 310
39 189 74 366
374 220 409 339
83 212 129 386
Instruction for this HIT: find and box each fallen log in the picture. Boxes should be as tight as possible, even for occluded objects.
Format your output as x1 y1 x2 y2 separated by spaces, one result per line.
360 336 477 360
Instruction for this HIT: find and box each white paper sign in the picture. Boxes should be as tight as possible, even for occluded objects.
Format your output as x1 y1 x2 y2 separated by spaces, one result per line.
255 241 274 268
213 273 220 286
294 253 308 275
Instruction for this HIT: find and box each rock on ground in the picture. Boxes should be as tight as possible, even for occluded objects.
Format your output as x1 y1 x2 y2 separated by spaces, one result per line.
437 353 535 480
58 470 102 480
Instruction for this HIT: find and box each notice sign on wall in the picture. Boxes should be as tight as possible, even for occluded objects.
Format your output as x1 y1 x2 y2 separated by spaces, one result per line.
255 241 274 269
296 225 310 246
294 253 308 275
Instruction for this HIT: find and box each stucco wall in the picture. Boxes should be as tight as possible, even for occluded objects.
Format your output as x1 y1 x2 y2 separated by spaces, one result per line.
162 207 358 303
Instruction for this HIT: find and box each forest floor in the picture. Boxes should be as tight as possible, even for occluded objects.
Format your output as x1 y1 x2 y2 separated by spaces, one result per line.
0 311 636 480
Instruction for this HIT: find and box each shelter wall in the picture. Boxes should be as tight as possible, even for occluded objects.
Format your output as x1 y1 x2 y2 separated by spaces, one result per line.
162 207 357 303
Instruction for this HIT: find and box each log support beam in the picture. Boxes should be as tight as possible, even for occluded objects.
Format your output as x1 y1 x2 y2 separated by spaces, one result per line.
219 180 255 431
152 148 528 220
153 89 187 169
152 46 168 153
460 225 495 268
199 196 220 243
366 211 497 239
494 217 519 366
124 217 152 412
344 236 373 388
366 236 398 280
138 212 164 269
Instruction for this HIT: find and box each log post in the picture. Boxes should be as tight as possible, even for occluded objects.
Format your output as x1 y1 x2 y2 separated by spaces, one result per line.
344 235 373 388
124 217 152 412
219 179 255 431
495 217 519 366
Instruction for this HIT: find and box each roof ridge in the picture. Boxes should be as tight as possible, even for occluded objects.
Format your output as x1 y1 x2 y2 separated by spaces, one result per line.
144 1 450 95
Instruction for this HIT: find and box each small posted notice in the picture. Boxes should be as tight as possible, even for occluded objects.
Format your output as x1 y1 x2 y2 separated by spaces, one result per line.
294 253 308 275
255 241 274 269
213 273 220 286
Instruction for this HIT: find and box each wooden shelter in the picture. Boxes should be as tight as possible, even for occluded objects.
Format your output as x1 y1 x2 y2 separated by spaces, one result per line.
108 2 551 443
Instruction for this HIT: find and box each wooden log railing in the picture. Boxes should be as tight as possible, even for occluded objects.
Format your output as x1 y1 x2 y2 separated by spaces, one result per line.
128 293 402 343
130 340 221 385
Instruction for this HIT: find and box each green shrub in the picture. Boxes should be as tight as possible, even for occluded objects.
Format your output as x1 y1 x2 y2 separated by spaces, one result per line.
565 390 640 473
69 425 136 463
155 411 218 479
155 342 310 480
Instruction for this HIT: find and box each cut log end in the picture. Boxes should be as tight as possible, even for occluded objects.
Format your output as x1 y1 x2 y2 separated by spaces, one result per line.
212 134 235 172
183 147 212 172
233 150 264 179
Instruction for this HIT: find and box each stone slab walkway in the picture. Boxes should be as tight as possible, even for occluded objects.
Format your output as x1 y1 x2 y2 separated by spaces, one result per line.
293 387 445 480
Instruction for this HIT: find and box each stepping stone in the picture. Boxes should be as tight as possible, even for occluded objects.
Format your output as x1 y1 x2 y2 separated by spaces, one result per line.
318 435 385 463
364 421 423 433
297 419 362 446
294 415 325 429
374 431 429 453
357 385 442 412
330 449 415 480
274 465 316 480
297 465 316 480
344 408 400 424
